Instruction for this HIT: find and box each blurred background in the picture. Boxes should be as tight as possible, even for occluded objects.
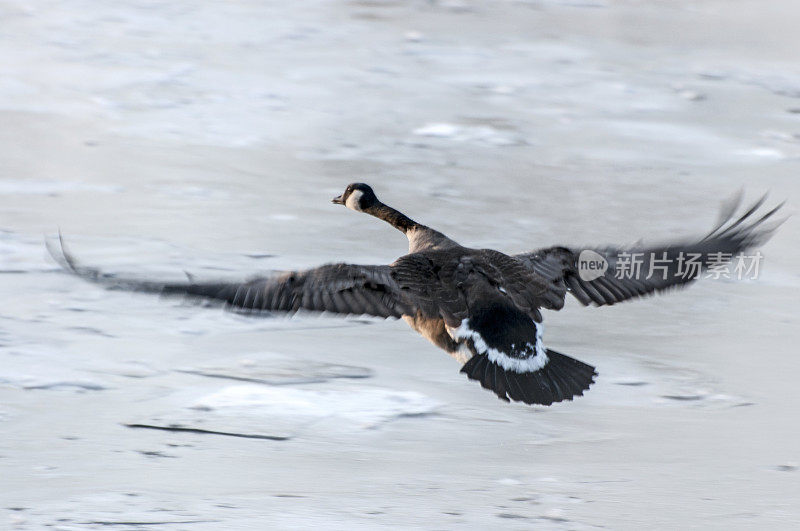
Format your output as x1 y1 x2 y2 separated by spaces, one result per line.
1 0 798 528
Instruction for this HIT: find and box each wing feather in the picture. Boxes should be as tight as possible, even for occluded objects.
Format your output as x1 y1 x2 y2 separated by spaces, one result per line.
47 237 415 319
515 195 783 307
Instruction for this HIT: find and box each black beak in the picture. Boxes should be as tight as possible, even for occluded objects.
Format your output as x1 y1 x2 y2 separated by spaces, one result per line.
332 195 344 205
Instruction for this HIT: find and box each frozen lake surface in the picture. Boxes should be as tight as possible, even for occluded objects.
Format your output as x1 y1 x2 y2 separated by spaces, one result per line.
1 0 799 528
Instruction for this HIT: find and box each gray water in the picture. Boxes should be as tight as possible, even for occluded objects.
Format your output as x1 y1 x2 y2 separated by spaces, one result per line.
1 0 799 528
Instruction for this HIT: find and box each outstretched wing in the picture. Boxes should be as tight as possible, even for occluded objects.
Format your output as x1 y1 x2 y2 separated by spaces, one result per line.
47 237 415 319
515 195 784 307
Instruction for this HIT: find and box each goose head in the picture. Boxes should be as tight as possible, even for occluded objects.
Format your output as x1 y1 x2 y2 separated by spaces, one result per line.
332 183 379 212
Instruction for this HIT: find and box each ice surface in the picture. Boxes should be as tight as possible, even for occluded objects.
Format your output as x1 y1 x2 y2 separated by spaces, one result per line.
193 385 440 428
0 180 123 195
412 122 525 146
177 352 373 385
2 0 799 528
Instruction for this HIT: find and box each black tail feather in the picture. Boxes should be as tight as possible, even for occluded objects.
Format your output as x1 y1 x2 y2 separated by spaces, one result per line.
461 349 596 406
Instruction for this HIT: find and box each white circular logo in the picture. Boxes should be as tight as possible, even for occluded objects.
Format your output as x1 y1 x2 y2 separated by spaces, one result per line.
577 250 608 281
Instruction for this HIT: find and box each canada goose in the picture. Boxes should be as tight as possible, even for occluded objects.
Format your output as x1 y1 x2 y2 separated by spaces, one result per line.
48 184 783 406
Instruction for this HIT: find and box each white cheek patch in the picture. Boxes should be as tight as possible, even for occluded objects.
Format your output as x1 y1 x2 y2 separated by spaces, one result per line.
450 318 549 373
345 190 364 211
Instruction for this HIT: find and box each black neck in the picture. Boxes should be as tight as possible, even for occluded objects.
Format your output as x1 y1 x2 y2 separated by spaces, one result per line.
364 202 421 234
